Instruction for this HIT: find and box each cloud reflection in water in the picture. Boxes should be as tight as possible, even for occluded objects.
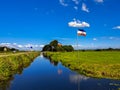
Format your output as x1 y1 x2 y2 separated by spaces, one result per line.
69 74 89 84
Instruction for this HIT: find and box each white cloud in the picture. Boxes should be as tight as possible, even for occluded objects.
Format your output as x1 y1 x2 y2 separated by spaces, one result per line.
70 74 89 84
81 3 89 13
68 19 90 28
0 43 44 51
24 44 44 48
39 45 44 48
72 0 79 5
108 37 120 40
18 45 23 48
93 38 97 41
13 43 17 45
59 0 68 6
94 0 104 3
0 43 12 47
24 44 33 48
74 6 78 10
112 26 120 29
96 36 120 41
72 44 83 47
0 43 10 45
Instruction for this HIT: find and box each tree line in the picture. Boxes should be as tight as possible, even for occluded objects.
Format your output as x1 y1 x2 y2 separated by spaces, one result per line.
42 40 74 52
0 46 19 52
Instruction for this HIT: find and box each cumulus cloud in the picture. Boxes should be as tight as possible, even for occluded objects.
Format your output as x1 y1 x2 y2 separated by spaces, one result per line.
68 19 90 28
81 3 89 13
24 44 44 48
72 0 79 5
94 0 104 3
0 43 44 51
72 0 79 10
112 26 120 29
59 0 68 6
93 38 97 41
0 43 12 48
18 45 23 48
74 6 78 10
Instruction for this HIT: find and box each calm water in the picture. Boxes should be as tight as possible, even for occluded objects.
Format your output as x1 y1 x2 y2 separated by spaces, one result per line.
1 55 120 90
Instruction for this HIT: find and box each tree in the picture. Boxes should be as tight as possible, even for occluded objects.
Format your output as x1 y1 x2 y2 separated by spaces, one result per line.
0 46 19 52
49 40 58 51
56 46 64 51
42 45 52 51
62 45 74 52
50 40 58 46
42 40 74 52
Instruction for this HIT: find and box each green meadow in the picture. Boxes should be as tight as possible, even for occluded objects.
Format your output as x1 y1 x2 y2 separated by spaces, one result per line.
0 51 40 81
44 51 120 79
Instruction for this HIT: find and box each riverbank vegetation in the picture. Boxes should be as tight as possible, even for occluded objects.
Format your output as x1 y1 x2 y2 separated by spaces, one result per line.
0 51 40 81
44 51 120 79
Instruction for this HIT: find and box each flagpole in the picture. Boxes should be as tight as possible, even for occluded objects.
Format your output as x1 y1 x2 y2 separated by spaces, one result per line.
77 29 80 90
76 29 86 90
76 29 79 60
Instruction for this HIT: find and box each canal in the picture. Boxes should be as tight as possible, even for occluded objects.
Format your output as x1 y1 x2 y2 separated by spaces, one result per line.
1 55 120 90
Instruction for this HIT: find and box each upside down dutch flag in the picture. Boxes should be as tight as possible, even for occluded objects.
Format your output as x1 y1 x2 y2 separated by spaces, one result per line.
77 29 86 36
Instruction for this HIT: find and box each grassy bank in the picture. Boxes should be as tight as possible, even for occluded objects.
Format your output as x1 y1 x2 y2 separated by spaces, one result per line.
44 51 120 79
0 51 40 81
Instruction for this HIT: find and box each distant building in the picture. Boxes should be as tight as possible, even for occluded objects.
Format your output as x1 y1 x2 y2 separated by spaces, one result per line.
4 47 7 52
58 43 62 47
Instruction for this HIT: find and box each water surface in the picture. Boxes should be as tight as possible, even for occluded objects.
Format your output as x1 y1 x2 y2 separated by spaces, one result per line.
1 55 120 90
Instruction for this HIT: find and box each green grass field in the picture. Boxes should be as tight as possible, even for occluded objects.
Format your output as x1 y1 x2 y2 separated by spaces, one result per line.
0 51 40 81
44 51 120 79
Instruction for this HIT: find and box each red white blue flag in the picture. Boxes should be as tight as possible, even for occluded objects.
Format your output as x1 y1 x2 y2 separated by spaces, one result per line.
77 29 86 36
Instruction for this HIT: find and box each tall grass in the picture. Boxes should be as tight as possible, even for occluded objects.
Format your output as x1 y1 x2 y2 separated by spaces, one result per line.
0 52 40 81
44 51 120 79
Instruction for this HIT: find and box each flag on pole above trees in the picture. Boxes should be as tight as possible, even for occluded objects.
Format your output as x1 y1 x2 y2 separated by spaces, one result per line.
77 29 86 36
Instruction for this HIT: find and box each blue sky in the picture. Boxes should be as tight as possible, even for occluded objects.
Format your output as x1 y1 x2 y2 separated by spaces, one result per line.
0 0 120 50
